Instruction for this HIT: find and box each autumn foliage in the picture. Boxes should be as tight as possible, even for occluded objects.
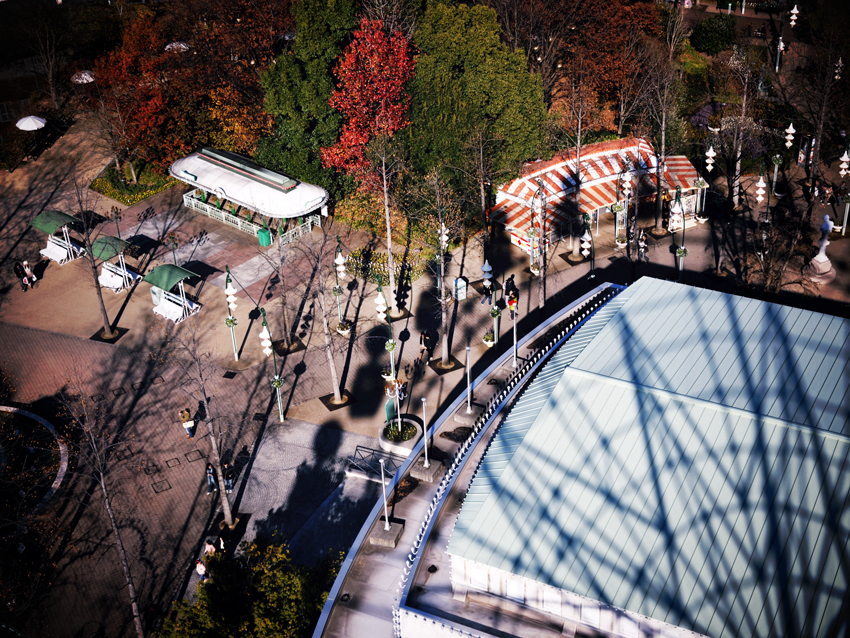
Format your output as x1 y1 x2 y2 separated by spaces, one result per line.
321 18 415 188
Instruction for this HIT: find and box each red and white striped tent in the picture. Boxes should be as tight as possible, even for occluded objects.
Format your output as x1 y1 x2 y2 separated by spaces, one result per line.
489 137 699 245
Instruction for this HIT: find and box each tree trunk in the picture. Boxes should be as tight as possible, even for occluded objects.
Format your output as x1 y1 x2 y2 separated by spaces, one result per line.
381 155 399 316
86 243 116 339
316 291 343 403
128 159 138 185
572 142 583 258
200 393 234 527
655 116 666 232
99 477 145 638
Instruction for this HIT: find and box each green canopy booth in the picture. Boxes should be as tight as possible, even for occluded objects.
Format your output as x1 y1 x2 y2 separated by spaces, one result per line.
93 236 141 293
143 264 202 324
29 210 86 265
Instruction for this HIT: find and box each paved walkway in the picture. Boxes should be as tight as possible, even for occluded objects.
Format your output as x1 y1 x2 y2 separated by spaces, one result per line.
0 116 848 638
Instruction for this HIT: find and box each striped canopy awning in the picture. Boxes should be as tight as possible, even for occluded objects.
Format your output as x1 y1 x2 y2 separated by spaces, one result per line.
489 138 700 236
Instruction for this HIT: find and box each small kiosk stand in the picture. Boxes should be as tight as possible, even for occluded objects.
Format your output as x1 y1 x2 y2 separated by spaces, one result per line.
143 264 202 324
29 210 86 265
93 236 141 293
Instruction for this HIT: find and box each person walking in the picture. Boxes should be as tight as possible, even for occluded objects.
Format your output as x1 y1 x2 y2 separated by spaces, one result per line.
507 289 518 320
22 261 37 289
223 463 235 494
418 330 435 365
13 262 28 292
838 181 848 205
480 279 493 305
504 274 517 298
205 463 218 494
195 559 208 583
180 408 194 439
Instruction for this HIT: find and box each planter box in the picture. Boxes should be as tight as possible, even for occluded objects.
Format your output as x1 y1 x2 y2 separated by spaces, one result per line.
378 419 422 457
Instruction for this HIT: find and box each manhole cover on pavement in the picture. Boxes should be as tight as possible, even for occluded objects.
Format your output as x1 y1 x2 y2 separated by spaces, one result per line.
112 388 125 397
152 479 171 493
144 464 159 475
185 450 205 463
166 458 180 468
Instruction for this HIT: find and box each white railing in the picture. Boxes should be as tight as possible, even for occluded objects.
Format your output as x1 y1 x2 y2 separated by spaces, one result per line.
279 214 322 246
183 190 322 244
183 190 266 237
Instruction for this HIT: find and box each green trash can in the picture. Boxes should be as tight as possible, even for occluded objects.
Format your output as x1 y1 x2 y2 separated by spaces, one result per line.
258 228 271 247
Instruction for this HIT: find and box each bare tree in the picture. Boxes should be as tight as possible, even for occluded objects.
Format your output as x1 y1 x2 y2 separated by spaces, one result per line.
362 0 416 39
614 32 653 135
159 324 236 528
58 376 144 638
293 226 349 404
663 5 688 62
643 42 680 231
368 133 406 317
254 238 294 349
69 181 119 340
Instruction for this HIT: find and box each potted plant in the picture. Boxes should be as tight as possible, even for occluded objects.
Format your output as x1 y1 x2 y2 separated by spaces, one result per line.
224 315 238 328
336 320 351 336
676 246 689 258
483 329 495 347
615 233 627 247
611 202 624 214
530 262 540 275
489 306 501 319
381 366 394 380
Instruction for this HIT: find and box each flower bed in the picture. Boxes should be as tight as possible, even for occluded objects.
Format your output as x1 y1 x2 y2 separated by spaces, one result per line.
90 161 177 206
346 247 430 285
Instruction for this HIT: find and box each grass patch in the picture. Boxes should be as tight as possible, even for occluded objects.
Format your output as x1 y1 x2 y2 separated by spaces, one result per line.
90 160 177 206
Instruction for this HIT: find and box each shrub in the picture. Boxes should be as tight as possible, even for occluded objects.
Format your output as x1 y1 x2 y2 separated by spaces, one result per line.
691 14 738 56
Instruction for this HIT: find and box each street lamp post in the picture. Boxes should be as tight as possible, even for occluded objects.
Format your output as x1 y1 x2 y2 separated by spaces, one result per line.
839 149 850 236
259 309 285 423
333 237 346 324
465 345 472 414
510 293 518 368
581 214 595 279
375 280 396 379
421 397 429 469
755 172 768 222
224 274 239 362
669 186 686 280
378 459 391 531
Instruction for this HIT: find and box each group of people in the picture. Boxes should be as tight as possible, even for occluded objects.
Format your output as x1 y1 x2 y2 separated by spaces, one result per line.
812 179 848 207
205 461 236 495
12 260 38 292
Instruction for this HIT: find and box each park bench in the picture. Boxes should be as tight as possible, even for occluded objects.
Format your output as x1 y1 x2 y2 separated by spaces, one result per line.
98 261 141 293
152 290 201 324
40 235 86 265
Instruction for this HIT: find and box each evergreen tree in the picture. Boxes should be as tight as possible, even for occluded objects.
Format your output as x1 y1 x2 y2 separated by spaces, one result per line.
256 0 358 199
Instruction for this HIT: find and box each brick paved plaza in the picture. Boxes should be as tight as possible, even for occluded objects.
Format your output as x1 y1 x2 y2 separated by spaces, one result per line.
0 117 848 638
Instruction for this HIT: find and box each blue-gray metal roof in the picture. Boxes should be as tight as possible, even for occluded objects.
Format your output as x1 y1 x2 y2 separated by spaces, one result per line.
448 277 850 638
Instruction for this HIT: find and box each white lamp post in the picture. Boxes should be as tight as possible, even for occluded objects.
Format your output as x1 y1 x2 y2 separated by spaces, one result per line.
705 145 716 173
225 275 239 362
333 237 346 324
378 459 391 531
840 150 850 236
465 345 472 414
259 310 285 423
375 281 395 379
776 36 784 73
669 187 686 280
421 397 429 469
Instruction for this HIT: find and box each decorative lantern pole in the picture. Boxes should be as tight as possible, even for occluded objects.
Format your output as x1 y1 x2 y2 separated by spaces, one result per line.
755 172 768 222
259 309 285 423
379 459 391 531
224 273 239 362
581 214 595 279
465 345 473 414
375 279 396 379
669 186 686 279
333 236 347 324
840 149 850 236
421 397 430 469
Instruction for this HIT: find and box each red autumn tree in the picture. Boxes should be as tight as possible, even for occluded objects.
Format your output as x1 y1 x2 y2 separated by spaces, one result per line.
322 17 415 316
321 17 415 186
